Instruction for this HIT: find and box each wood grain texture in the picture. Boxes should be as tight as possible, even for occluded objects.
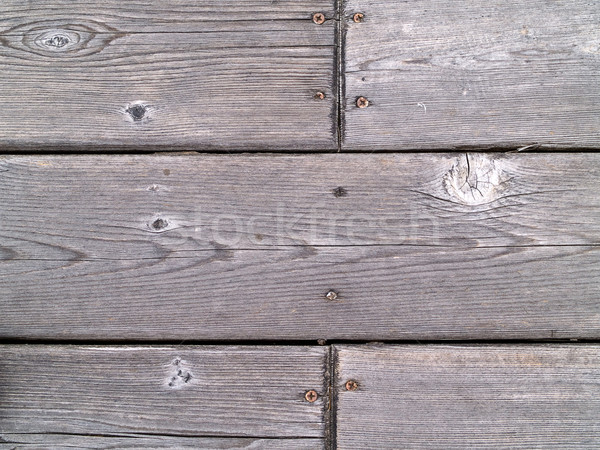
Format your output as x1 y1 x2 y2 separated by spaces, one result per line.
0 0 336 151
334 344 600 449
0 153 599 340
0 345 327 442
342 0 600 150
0 435 323 450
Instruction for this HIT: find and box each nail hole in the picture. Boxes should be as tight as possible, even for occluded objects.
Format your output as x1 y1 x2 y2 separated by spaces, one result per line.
353 13 364 23
333 186 347 197
314 91 326 100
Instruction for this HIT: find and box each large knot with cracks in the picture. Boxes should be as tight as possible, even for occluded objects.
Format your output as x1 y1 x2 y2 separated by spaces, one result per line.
443 154 510 205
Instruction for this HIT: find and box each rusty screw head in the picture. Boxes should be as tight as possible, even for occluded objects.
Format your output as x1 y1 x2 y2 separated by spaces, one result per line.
313 13 326 24
314 91 326 100
305 390 318 402
345 380 359 391
356 96 369 108
325 290 338 301
353 13 364 23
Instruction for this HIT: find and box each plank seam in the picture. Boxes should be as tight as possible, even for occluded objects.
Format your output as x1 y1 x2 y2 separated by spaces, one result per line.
336 0 345 151
1 339 597 345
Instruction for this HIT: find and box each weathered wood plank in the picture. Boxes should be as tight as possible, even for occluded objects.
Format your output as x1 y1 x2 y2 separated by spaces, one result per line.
341 0 600 150
0 435 323 450
0 345 327 442
0 0 336 151
334 344 600 449
0 153 598 340
1 153 598 248
1 244 598 340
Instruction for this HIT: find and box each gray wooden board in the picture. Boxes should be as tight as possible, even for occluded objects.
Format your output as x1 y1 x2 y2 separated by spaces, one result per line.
0 153 599 340
0 0 336 151
334 344 600 449
341 0 600 150
0 436 323 450
0 345 327 443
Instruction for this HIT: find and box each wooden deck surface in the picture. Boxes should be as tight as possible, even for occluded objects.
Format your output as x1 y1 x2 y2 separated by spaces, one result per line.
0 0 599 448
342 0 600 150
1 154 598 341
335 345 600 448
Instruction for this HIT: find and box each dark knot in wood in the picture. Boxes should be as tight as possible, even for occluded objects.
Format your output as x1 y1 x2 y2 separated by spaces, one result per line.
127 104 147 121
151 217 168 230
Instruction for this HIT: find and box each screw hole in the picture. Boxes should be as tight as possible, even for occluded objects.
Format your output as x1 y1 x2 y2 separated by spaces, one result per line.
333 186 347 197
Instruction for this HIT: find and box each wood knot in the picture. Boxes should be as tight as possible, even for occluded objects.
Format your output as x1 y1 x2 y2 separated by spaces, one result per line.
44 34 71 48
127 104 147 121
151 217 168 230
166 358 193 389
0 20 123 58
125 102 153 122
443 154 509 205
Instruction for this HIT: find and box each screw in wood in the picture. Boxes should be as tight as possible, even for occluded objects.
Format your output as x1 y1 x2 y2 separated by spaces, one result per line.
345 380 359 391
314 91 326 100
325 290 338 301
312 13 326 24
353 13 364 23
356 96 369 108
305 390 319 402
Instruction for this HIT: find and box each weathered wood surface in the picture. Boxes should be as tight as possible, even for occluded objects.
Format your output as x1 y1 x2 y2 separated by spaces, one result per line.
1 153 598 340
0 435 323 450
342 0 600 150
334 344 600 449
0 345 327 445
0 0 336 151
